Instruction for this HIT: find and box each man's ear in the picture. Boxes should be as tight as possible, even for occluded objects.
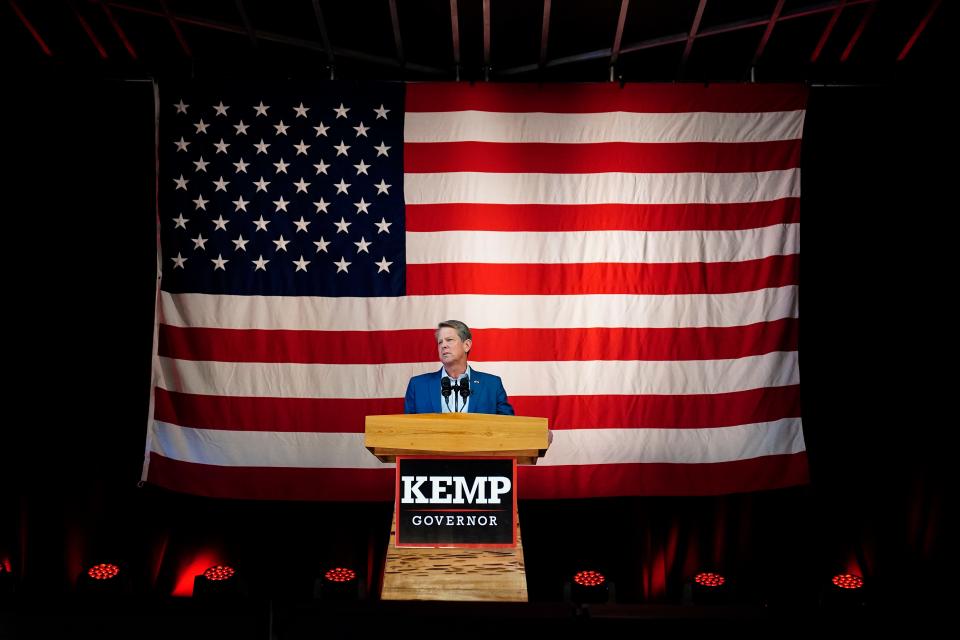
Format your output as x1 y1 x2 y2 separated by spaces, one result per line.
464 338 472 354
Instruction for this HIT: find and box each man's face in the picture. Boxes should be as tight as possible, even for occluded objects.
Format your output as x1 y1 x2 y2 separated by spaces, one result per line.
437 326 471 370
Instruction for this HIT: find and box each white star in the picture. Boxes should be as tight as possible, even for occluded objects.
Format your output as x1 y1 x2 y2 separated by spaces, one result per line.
171 252 187 268
233 120 249 135
172 213 189 229
193 195 208 210
375 179 391 195
314 237 331 253
213 101 229 116
211 254 228 270
174 99 189 114
273 158 290 174
212 215 229 231
293 177 310 193
254 101 270 117
354 236 371 253
334 217 351 233
375 217 392 234
374 141 391 157
374 104 390 119
294 256 311 272
192 157 209 172
174 136 190 152
232 234 249 251
273 196 289 212
313 122 329 137
212 176 230 192
254 139 270 154
194 119 209 134
313 160 330 175
353 159 370 175
333 103 350 118
173 174 189 190
273 120 289 135
192 234 208 250
334 140 350 156
253 215 270 231
253 177 270 192
213 138 230 154
293 216 311 232
294 140 311 155
334 257 351 273
354 198 371 214
252 255 270 271
233 157 249 173
313 198 330 213
273 235 290 252
353 122 369 137
233 196 249 212
375 257 393 273
293 102 310 118
334 178 351 194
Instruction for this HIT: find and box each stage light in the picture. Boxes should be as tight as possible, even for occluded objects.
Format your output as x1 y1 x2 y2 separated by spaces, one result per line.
314 566 364 600
0 561 16 595
193 564 245 599
564 569 614 604
77 561 128 594
831 574 863 590
822 573 867 609
683 570 732 605
694 571 726 588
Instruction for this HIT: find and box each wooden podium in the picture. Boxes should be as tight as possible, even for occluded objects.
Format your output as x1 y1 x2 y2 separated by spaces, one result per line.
365 413 549 602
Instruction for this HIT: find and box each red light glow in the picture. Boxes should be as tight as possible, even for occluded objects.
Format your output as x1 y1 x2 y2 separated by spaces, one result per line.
87 563 120 580
694 572 725 587
325 567 357 583
203 565 236 581
573 570 606 587
832 574 864 589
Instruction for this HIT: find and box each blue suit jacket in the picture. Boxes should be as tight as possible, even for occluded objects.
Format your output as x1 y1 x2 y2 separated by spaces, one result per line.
404 367 515 415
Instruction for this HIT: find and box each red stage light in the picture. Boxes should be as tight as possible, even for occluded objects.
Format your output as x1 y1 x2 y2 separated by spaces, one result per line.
325 567 357 583
694 571 726 587
202 565 236 581
832 574 864 589
87 563 120 580
573 570 606 587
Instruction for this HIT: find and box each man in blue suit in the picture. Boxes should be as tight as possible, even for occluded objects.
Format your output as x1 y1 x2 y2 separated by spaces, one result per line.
404 320 514 415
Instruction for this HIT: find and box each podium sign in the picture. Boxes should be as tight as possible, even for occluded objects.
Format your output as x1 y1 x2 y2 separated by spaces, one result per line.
395 457 517 548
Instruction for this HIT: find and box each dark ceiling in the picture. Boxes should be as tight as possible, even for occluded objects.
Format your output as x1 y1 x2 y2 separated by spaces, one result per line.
3 0 948 84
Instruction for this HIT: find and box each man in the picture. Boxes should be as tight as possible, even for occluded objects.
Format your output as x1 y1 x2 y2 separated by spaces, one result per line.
404 320 514 415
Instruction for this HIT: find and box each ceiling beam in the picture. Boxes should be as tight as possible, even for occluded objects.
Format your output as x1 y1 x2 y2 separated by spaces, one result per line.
67 0 108 59
898 0 941 61
679 0 708 77
98 0 138 60
751 0 785 67
311 0 336 70
8 0 52 56
482 0 491 79
811 0 846 63
840 0 876 62
539 0 551 71
158 0 191 58
233 0 258 48
610 0 629 75
450 0 461 79
388 0 405 69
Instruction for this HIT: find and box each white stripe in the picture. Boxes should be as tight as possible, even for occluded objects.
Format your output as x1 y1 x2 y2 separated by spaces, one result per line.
149 422 388 468
538 419 806 466
156 352 799 399
404 110 805 144
405 170 800 205
159 287 798 331
407 224 799 264
149 419 804 468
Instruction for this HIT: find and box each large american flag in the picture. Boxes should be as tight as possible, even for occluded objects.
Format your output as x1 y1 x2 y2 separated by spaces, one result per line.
144 82 807 500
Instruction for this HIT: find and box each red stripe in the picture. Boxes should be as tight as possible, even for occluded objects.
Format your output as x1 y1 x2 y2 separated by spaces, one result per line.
159 320 798 364
405 141 801 174
406 255 799 295
407 199 800 232
406 83 808 113
154 385 799 433
518 453 810 498
146 452 808 500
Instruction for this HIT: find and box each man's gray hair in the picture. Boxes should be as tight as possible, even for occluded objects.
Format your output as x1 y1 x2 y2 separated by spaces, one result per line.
435 320 472 342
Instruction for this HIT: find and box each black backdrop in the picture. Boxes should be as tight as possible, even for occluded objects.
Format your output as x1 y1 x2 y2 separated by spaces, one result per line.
5 76 948 627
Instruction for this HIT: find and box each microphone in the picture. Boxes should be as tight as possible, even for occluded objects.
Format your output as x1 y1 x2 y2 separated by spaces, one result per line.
441 376 453 397
458 377 471 399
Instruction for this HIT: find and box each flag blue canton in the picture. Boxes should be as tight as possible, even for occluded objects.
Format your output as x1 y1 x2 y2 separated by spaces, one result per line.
159 82 405 297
